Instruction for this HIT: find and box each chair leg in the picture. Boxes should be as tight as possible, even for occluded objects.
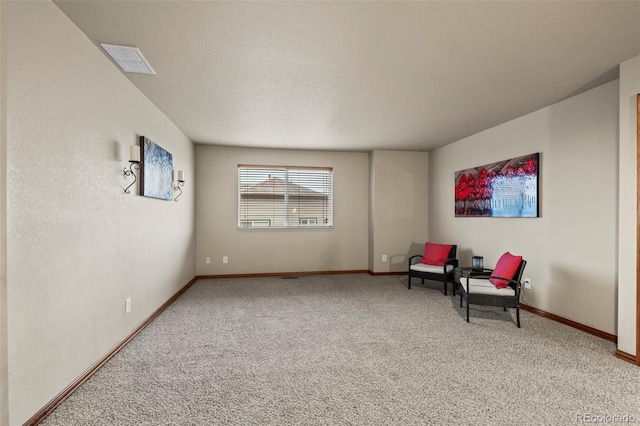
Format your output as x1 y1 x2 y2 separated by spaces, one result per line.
408 274 412 289
516 306 521 328
443 278 448 296
466 299 470 322
503 306 507 312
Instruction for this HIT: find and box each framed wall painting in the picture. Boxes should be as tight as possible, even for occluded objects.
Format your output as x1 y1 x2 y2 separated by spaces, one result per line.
140 136 173 201
455 153 540 218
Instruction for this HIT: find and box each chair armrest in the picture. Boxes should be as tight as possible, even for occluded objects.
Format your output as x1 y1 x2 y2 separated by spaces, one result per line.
444 258 459 268
408 255 423 266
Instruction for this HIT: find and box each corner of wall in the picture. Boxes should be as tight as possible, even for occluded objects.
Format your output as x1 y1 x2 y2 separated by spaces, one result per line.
617 54 640 358
369 150 429 273
368 151 376 272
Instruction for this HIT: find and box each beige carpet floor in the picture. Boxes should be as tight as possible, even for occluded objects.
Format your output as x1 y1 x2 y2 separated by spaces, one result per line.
40 274 640 425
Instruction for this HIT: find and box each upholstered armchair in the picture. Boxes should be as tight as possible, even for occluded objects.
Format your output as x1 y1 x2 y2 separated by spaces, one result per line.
408 243 458 295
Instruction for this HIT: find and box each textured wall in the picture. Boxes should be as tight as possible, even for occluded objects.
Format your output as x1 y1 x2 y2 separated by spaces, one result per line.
0 2 8 424
6 2 195 424
369 150 429 273
428 81 619 335
195 146 368 275
618 54 640 356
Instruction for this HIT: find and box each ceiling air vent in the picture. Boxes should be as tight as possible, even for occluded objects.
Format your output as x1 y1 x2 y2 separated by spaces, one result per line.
100 44 156 75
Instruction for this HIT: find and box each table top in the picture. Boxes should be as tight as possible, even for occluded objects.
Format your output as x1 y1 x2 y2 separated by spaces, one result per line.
455 267 493 279
455 266 493 272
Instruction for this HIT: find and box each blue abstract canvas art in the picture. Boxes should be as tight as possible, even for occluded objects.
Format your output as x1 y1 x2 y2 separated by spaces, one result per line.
140 136 173 201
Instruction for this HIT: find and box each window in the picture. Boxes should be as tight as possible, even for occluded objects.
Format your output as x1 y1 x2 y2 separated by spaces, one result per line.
238 165 333 229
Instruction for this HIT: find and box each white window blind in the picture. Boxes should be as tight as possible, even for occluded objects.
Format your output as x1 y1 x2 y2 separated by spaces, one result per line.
238 165 333 229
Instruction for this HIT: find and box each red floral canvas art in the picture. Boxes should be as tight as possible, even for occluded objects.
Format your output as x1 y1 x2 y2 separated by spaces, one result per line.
454 153 539 217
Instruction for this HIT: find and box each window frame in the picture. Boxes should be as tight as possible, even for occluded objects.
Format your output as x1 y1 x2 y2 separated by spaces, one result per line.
239 219 272 228
237 164 333 230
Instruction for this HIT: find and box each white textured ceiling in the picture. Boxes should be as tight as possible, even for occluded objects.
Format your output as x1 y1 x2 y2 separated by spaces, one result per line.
54 1 640 152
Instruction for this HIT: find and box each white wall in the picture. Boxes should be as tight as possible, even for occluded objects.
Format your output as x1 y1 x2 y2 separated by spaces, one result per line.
429 81 619 335
369 150 429 273
195 146 369 275
618 54 640 357
0 2 8 424
5 2 195 424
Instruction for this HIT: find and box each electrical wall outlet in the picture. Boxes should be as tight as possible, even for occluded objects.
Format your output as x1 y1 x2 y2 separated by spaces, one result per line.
205 257 211 265
125 298 131 314
382 254 388 262
223 256 229 264
524 278 532 289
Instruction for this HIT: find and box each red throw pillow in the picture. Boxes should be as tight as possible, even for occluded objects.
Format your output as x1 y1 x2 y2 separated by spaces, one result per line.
421 242 452 266
490 252 523 289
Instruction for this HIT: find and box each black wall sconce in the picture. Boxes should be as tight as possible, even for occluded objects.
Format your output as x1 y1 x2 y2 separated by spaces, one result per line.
123 145 141 194
174 170 185 202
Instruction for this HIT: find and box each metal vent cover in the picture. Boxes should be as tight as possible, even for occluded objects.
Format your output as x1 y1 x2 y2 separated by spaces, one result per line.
100 44 156 75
